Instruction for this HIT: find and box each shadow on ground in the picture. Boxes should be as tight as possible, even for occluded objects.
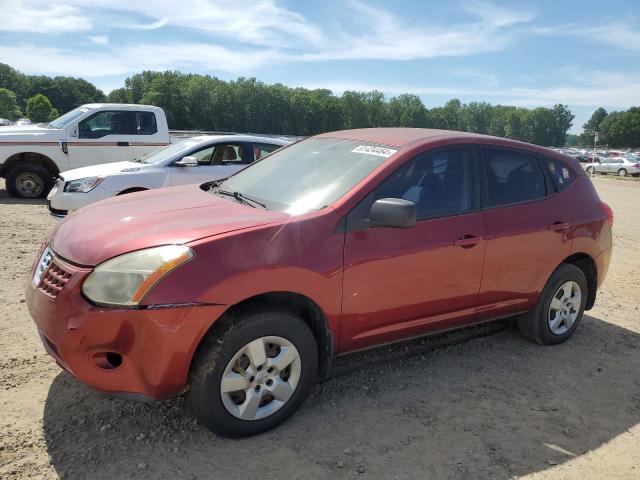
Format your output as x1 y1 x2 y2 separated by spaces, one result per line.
0 187 47 205
42 316 640 479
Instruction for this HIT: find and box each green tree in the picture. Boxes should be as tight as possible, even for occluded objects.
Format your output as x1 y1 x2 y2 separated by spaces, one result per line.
599 108 640 148
580 107 608 144
25 94 58 122
0 88 22 120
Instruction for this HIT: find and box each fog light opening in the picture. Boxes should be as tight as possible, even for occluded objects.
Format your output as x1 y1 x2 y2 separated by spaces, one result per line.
92 352 124 370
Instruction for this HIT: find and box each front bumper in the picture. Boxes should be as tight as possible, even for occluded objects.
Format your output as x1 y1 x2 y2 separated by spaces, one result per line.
47 179 112 218
25 253 227 399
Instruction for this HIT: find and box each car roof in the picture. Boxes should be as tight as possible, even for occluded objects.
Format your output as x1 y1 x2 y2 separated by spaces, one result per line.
181 134 291 145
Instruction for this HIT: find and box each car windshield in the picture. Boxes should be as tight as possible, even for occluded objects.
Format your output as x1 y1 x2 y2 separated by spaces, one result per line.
217 138 397 215
48 106 93 129
135 139 203 164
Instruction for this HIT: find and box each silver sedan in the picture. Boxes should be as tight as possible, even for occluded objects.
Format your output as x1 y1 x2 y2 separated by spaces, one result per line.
585 155 640 177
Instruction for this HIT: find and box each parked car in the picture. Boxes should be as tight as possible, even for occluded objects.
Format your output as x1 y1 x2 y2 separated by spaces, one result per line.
0 104 172 198
0 118 12 127
14 118 32 126
585 155 640 177
46 135 290 217
26 128 612 437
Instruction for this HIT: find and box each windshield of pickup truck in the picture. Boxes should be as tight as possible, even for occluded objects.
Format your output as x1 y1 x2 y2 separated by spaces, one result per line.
216 138 396 215
134 139 200 164
48 106 93 129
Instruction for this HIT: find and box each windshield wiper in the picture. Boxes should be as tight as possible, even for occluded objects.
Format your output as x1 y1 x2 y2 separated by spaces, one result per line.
214 189 266 209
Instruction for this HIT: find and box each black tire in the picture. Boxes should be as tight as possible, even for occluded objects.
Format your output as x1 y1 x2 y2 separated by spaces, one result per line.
517 263 588 345
189 307 318 438
6 164 54 198
618 168 628 177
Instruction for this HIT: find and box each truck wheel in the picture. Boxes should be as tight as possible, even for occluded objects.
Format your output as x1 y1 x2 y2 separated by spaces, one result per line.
189 307 318 438
517 263 588 345
6 165 54 199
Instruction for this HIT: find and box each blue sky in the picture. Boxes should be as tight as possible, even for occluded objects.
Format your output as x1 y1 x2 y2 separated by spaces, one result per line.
1 0 639 133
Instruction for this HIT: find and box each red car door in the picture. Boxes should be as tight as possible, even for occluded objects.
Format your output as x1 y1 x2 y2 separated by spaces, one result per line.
340 147 486 352
476 147 573 320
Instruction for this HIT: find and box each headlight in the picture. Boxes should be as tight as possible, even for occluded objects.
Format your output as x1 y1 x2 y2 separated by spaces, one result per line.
82 245 194 306
64 176 104 193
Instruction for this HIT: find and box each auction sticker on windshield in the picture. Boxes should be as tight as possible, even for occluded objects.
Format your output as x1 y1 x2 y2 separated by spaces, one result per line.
351 145 398 158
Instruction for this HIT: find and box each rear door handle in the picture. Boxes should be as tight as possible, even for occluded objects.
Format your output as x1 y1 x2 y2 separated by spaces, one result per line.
117 141 130 147
454 235 484 248
549 222 571 231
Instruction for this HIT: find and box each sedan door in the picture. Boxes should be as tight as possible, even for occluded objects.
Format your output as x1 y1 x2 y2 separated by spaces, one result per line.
68 110 133 168
476 148 573 320
168 142 253 186
341 147 486 351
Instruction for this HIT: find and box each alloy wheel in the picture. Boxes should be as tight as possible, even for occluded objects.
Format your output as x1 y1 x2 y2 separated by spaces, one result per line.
220 336 301 421
548 280 581 335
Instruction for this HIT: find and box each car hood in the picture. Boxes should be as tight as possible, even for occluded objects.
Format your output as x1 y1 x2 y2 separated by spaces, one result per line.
60 161 148 181
0 124 63 142
50 184 289 266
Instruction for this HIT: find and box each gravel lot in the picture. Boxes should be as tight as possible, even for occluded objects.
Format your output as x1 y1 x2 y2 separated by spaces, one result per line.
0 176 638 479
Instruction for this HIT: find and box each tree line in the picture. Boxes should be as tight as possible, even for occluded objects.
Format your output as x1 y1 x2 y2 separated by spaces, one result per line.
569 107 640 149
0 63 580 146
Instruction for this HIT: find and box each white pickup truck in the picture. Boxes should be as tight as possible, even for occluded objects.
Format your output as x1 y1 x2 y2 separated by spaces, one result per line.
0 104 172 198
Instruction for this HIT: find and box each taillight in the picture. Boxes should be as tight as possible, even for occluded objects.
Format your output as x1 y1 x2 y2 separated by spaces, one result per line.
634 163 640 168
600 201 614 228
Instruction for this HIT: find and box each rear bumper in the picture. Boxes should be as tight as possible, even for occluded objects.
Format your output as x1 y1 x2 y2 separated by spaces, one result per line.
25 256 227 399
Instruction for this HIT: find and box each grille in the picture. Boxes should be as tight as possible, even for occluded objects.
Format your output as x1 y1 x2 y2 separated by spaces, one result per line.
37 260 73 298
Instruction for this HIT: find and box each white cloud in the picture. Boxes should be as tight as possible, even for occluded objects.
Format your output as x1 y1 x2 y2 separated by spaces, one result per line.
88 35 109 46
576 23 640 51
0 1 91 33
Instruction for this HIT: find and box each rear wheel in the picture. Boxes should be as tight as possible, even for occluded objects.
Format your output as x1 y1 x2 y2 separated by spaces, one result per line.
517 264 588 345
6 164 54 198
618 168 628 177
189 307 318 437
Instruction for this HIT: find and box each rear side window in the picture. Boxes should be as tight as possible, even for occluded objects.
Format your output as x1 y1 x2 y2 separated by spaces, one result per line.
135 111 157 135
482 148 545 207
253 143 280 161
543 157 576 192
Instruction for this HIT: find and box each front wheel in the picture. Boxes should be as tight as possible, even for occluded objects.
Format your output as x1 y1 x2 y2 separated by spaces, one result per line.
189 308 318 437
517 263 588 345
585 166 594 175
618 168 628 177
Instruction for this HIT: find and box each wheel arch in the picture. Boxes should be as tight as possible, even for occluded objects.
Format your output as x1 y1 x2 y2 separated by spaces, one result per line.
1 152 60 178
193 291 334 379
560 253 597 310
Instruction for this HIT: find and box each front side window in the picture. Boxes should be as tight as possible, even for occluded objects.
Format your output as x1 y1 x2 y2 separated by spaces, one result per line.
211 143 249 165
346 147 473 229
78 111 130 139
482 148 545 207
543 157 576 192
217 138 395 214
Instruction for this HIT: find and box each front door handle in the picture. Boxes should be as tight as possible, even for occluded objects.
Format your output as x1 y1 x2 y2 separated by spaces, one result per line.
117 141 130 147
549 222 571 231
454 235 483 248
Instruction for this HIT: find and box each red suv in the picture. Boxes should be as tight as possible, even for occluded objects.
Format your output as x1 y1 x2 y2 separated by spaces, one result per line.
26 128 612 437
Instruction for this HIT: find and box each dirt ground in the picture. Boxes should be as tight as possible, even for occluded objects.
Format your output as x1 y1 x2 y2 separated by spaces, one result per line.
0 175 638 480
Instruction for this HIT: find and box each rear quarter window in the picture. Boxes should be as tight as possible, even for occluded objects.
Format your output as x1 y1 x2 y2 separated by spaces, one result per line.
543 157 576 192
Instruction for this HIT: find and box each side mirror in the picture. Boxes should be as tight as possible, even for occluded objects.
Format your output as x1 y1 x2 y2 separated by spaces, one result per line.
68 124 78 138
175 156 198 167
369 198 416 228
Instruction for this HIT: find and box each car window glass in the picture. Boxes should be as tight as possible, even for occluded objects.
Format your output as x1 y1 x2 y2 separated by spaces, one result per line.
544 157 576 192
212 144 246 165
190 145 216 165
253 143 280 161
78 111 130 139
135 112 157 135
482 148 545 207
347 148 473 229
